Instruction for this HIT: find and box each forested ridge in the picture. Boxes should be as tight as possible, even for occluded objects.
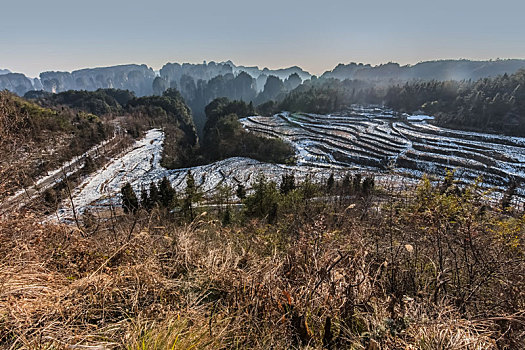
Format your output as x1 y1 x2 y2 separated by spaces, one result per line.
17 87 295 170
279 69 525 136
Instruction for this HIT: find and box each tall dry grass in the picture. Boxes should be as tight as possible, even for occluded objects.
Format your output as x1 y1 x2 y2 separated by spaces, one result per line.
1 178 524 349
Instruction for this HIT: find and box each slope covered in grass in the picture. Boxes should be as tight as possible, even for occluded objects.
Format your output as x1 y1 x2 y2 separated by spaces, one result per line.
1 175 523 349
0 91 110 200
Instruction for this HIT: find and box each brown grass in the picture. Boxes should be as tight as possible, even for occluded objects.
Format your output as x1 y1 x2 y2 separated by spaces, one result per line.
1 180 524 349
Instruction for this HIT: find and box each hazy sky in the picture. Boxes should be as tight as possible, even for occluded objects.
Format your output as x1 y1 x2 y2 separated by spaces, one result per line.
1 0 524 77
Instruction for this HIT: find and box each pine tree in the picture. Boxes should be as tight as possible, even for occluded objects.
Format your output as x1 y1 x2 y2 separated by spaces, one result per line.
326 173 335 193
148 182 160 209
362 176 375 195
244 174 279 219
121 182 138 214
158 176 176 209
353 173 362 193
140 186 149 209
501 179 517 210
183 170 202 220
280 173 296 194
222 207 232 226
236 183 246 200
341 173 351 196
300 175 317 200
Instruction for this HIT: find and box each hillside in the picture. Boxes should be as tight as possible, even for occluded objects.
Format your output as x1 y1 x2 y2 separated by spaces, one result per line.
39 64 156 96
1 172 523 348
0 91 113 202
0 73 34 96
280 69 525 136
1 66 524 350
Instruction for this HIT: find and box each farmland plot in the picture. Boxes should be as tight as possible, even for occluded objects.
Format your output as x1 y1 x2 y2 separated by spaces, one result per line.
241 107 525 196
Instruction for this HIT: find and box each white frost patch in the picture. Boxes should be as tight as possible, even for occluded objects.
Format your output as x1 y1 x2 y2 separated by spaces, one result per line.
407 114 435 121
9 137 115 202
58 129 165 218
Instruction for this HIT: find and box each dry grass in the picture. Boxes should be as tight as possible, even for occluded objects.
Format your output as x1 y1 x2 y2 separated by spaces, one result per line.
1 183 524 350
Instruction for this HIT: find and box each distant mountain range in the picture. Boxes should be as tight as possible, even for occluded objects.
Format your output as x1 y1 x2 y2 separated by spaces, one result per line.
2 59 525 97
321 59 525 82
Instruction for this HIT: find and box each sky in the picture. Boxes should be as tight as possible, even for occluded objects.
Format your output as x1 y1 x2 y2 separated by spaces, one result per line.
1 0 525 77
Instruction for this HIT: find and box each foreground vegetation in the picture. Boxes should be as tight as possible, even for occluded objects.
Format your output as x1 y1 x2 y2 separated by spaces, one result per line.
1 173 524 349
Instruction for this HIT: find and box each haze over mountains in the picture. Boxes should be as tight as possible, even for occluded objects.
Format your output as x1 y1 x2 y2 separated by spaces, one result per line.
0 61 312 97
321 59 525 82
2 59 525 98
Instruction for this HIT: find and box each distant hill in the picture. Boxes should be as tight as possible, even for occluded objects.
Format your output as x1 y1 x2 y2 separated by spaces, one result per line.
1 61 312 97
4 59 525 98
160 61 311 92
321 59 525 82
0 73 34 96
224 61 311 81
0 69 10 75
39 64 156 96
159 61 234 89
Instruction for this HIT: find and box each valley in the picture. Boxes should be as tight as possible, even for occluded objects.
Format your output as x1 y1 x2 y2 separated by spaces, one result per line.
50 106 525 221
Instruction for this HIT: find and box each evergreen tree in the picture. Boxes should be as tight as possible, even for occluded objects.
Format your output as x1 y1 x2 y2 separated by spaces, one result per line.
148 182 160 209
183 170 202 220
244 174 280 220
362 176 375 195
280 173 296 194
341 173 352 196
326 173 335 193
140 186 149 209
236 183 246 200
121 182 138 214
501 179 518 210
158 176 176 209
353 174 362 193
300 175 318 200
222 207 232 226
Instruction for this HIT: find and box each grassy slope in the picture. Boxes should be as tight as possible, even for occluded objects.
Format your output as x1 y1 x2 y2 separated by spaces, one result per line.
0 91 110 200
1 177 523 349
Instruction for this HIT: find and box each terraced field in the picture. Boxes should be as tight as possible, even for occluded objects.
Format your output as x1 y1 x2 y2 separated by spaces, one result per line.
241 107 525 194
55 107 525 220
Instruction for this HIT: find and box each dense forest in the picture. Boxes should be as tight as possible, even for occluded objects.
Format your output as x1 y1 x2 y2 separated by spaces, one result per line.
386 70 525 135
160 97 295 168
199 98 294 164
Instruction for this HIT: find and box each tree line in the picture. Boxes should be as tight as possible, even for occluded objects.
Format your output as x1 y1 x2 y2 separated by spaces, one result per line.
120 171 376 225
